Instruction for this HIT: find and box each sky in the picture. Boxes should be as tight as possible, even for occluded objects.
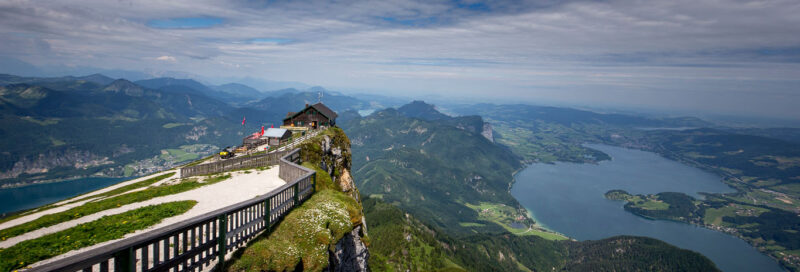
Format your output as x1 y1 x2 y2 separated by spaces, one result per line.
1 0 799 119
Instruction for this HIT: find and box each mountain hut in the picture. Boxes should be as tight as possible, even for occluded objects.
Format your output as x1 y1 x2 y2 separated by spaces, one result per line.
282 102 338 129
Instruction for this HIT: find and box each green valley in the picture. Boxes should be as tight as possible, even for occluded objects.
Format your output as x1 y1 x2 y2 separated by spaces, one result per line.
343 101 721 271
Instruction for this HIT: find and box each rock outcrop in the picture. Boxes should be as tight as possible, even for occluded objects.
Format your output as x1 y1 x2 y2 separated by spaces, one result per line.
327 225 370 272
0 149 112 180
299 127 369 271
482 122 494 142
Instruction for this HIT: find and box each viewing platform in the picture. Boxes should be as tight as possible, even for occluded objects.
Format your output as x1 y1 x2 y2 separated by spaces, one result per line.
2 148 316 272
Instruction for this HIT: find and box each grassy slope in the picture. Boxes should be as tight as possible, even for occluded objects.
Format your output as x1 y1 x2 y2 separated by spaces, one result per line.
227 127 366 272
0 173 229 240
227 189 361 271
364 197 465 272
0 201 197 272
343 109 522 235
0 172 175 227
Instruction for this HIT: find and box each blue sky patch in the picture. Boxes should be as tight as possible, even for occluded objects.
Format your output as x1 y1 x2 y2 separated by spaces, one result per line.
248 38 293 44
381 57 500 67
378 16 443 27
147 17 224 29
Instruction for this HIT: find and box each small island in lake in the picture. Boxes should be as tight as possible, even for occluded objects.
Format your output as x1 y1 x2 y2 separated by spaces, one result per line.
604 190 700 222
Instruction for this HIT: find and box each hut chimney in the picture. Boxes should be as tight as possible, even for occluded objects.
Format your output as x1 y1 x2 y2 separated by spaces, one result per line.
305 103 309 107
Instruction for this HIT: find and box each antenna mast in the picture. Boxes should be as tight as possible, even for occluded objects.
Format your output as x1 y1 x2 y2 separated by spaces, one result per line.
318 91 323 103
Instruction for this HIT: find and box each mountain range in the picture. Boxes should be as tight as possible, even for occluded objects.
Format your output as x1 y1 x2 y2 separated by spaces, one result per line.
343 101 722 271
4 72 799 270
0 73 375 186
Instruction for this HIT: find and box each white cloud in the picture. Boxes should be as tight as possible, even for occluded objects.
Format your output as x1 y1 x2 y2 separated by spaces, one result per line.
155 55 176 62
0 0 799 118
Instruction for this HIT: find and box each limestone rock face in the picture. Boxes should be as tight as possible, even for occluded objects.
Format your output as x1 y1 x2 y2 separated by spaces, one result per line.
327 225 370 272
300 128 369 270
303 130 354 193
339 168 355 192
482 122 494 142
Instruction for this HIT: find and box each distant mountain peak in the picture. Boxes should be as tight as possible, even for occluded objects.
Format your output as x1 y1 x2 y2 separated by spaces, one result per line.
0 84 53 108
212 82 263 98
308 86 327 92
135 77 209 90
397 100 450 121
77 73 115 85
105 78 135 87
103 79 144 96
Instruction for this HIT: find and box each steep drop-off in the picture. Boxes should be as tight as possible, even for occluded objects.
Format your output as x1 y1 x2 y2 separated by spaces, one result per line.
228 128 369 272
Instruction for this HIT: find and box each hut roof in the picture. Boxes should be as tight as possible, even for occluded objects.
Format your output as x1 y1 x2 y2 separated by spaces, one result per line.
264 128 289 138
282 102 338 121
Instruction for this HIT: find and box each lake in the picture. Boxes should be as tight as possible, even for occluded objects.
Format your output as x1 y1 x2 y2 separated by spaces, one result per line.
0 177 128 216
511 144 783 272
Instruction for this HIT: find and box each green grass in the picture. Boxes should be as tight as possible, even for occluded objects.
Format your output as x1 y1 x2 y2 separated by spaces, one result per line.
519 228 569 241
703 204 769 226
463 202 568 241
67 173 174 204
123 165 135 177
726 190 800 211
0 201 196 272
181 155 214 167
49 137 66 147
631 198 670 210
226 190 361 272
772 183 800 196
160 149 199 162
0 174 171 226
703 206 737 226
303 162 335 191
606 190 669 211
0 173 229 240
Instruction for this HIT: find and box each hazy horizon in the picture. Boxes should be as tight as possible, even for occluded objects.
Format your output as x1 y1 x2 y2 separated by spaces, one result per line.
1 0 799 120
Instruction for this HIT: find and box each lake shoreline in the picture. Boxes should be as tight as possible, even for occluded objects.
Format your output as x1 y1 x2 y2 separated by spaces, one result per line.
606 189 793 271
510 144 782 272
0 176 130 216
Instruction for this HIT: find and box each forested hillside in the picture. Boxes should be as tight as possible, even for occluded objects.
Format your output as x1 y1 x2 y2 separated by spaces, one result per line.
341 107 523 234
346 102 720 271
0 74 374 188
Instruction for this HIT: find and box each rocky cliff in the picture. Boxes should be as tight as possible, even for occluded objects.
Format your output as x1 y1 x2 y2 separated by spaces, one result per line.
227 127 369 272
303 128 369 271
0 149 112 181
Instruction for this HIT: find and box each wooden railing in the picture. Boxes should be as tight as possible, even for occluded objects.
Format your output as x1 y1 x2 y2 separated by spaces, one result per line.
28 149 315 272
179 151 288 178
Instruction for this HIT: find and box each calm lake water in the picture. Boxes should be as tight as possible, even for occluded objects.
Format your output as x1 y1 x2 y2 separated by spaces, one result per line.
0 177 128 215
511 144 783 272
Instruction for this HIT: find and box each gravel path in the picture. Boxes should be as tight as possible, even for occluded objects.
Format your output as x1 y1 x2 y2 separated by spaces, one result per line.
2 131 319 268
0 167 285 249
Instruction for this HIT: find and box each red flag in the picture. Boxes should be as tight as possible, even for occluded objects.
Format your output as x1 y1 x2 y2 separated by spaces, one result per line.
260 126 264 136
271 124 274 128
242 116 246 126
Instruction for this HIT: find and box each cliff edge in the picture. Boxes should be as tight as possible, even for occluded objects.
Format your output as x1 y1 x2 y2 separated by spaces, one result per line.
227 127 369 271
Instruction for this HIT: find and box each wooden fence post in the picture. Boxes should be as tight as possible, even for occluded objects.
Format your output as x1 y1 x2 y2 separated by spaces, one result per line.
216 214 227 271
113 247 134 272
293 183 299 207
312 172 317 195
264 197 271 232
